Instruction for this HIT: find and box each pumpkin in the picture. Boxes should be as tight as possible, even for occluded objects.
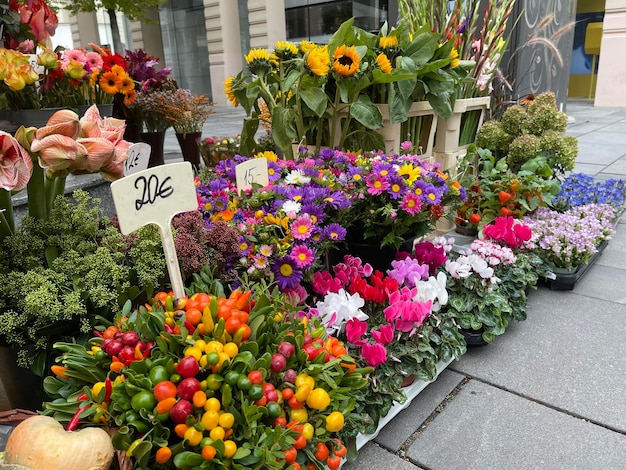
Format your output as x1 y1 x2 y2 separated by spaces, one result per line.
3 415 114 470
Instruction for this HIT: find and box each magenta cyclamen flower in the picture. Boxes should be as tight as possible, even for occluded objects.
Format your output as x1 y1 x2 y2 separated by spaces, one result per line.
384 287 432 333
362 343 387 367
371 324 394 345
346 318 368 345
412 240 447 275
311 271 342 295
483 216 532 249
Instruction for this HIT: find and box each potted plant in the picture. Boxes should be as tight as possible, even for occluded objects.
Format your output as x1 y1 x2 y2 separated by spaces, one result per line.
551 172 626 217
42 283 370 469
308 252 462 439
523 203 616 289
157 88 213 172
453 145 561 233
437 235 537 345
199 135 241 167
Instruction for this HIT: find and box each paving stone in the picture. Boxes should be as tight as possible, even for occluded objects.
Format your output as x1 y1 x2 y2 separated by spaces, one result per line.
576 141 626 165
602 158 626 175
343 442 423 470
374 370 466 451
596 228 626 269
570 162 605 175
571 263 626 303
450 288 626 432
406 380 626 470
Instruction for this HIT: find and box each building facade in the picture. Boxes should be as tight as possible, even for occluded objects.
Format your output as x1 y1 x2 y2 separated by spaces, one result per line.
64 0 626 108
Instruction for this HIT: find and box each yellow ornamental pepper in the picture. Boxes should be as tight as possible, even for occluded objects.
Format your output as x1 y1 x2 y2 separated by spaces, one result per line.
325 411 345 432
184 426 203 447
295 373 315 389
294 384 311 402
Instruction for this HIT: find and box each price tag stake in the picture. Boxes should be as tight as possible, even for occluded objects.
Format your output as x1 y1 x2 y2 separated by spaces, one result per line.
111 162 198 298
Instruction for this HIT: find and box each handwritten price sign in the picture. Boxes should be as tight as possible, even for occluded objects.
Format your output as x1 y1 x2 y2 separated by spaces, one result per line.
111 162 198 298
123 143 151 176
235 158 269 193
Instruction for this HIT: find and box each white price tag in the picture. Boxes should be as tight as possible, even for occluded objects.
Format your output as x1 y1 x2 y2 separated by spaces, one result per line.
235 158 269 193
111 162 198 298
123 143 151 176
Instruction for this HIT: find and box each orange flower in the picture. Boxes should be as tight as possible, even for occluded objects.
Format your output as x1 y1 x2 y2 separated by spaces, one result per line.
99 70 122 94
332 45 360 77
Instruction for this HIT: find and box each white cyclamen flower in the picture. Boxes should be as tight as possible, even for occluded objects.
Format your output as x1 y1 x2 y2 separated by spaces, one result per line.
314 289 367 335
414 272 449 311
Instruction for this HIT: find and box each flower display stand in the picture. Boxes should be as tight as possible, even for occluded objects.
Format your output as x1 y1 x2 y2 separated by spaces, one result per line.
330 101 438 158
433 96 491 167
433 97 490 234
543 240 608 291
354 358 454 450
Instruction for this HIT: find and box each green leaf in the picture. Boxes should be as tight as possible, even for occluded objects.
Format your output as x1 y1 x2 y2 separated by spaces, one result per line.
299 87 327 117
240 118 260 156
328 17 356 53
350 95 383 130
271 106 297 152
173 451 204 467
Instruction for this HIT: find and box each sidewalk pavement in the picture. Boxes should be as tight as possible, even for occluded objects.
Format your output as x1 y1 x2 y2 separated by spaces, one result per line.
42 100 626 469
342 99 626 470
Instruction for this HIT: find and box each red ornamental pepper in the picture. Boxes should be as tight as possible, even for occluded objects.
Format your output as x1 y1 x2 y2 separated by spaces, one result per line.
77 393 89 402
184 320 196 334
66 405 89 431
92 329 104 338
164 324 174 334
104 377 113 403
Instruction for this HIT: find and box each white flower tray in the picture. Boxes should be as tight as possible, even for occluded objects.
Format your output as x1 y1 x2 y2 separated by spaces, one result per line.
355 357 454 450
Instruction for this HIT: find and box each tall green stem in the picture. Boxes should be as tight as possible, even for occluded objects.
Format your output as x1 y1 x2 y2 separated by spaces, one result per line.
0 189 15 240
46 175 66 214
329 88 341 148
27 163 48 221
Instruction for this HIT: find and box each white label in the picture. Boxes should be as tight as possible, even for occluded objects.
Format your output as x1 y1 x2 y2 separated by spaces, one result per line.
123 143 151 176
235 158 269 193
110 162 198 298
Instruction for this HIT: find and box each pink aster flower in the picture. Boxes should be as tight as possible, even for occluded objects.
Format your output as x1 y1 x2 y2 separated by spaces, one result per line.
366 175 389 195
291 214 313 240
401 193 422 215
291 245 315 267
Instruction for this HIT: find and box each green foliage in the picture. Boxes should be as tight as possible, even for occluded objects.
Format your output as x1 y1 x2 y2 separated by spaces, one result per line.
51 0 167 21
475 91 576 175
0 191 146 373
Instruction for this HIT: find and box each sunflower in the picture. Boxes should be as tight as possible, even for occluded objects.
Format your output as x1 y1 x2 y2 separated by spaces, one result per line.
376 53 392 74
244 48 273 76
449 48 460 67
306 45 330 77
223 76 239 107
379 35 399 49
299 40 316 54
99 70 122 94
332 45 360 77
274 41 299 60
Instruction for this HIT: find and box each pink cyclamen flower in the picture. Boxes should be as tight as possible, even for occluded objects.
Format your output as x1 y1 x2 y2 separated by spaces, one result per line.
362 343 387 367
0 130 33 191
346 317 368 344
371 324 394 345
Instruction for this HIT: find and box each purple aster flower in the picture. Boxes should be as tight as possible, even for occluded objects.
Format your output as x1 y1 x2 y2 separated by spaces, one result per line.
271 256 303 290
324 191 350 209
301 203 325 223
325 223 347 241
267 161 282 182
387 176 408 200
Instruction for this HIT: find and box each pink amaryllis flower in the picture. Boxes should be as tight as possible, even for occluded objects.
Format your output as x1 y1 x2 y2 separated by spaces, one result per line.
35 109 81 140
0 130 33 191
362 343 387 367
30 133 88 176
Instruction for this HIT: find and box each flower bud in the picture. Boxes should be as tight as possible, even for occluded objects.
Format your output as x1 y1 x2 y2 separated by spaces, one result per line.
36 109 80 140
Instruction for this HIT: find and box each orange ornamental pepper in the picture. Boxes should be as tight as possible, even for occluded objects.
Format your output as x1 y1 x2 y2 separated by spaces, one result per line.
51 365 68 378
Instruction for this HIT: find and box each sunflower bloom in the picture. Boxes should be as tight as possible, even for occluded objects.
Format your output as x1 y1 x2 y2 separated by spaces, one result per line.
376 53 392 74
299 40 316 54
379 35 399 49
245 48 273 75
449 48 460 67
333 45 360 77
224 76 239 107
306 46 330 77
99 70 122 94
274 41 298 60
